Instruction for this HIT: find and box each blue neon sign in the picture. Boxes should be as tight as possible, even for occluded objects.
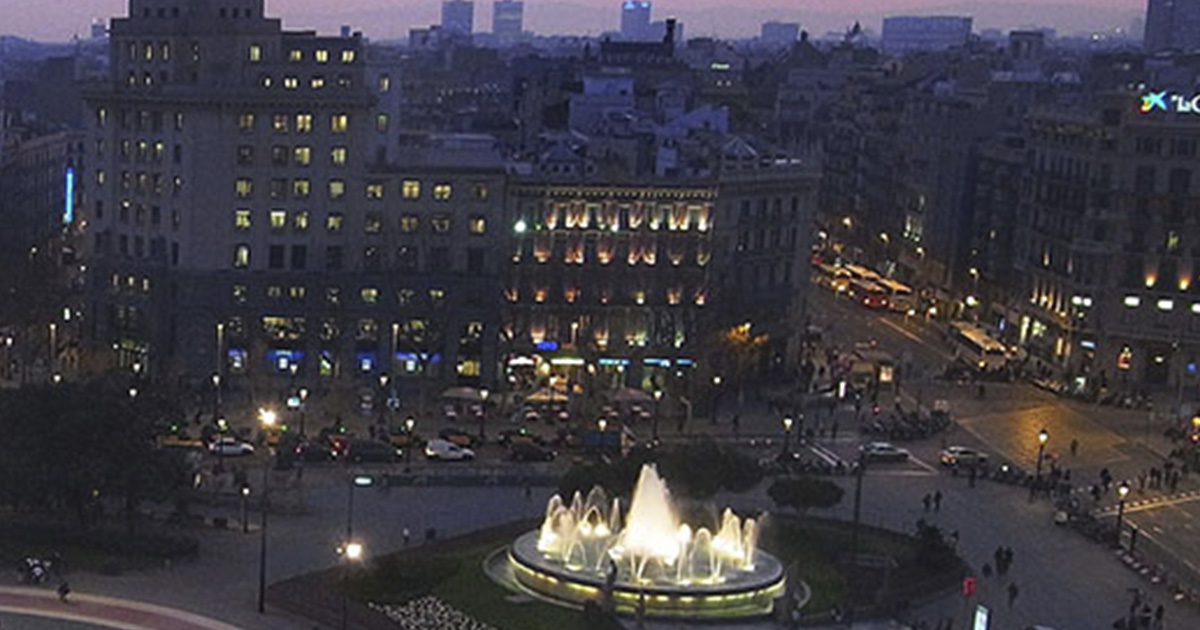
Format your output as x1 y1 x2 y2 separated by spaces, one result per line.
63 167 75 225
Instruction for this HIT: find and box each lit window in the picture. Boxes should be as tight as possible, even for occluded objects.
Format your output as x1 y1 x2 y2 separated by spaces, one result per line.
342 49 356 63
1168 231 1181 251
429 288 447 305
234 209 251 229
295 114 313 133
283 76 299 90
233 284 248 303
432 214 452 233
1124 295 1141 308
235 178 253 198
330 114 349 133
469 216 487 234
311 76 325 90
433 183 452 201
366 182 385 199
267 286 283 299
376 114 389 133
261 74 272 88
402 180 421 199
293 211 309 231
1157 299 1175 312
248 45 262 62
315 49 329 63
289 49 303 61
326 213 344 232
379 75 391 93
238 113 255 131
294 146 311 166
270 210 287 230
400 214 420 233
331 147 347 166
289 286 307 300
293 179 311 198
361 287 379 304
272 114 288 133
233 244 250 268
474 183 489 200
329 179 346 200
326 287 340 304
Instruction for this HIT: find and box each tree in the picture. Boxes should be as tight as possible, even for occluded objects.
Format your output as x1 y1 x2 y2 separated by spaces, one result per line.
767 477 845 514
719 322 770 411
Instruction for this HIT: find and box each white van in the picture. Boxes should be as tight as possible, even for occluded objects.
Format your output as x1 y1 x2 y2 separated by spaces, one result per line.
424 439 476 461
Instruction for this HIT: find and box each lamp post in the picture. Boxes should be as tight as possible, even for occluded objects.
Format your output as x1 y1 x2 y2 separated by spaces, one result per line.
653 389 664 443
347 475 374 540
1115 481 1130 548
404 416 416 472
298 386 309 437
256 407 276 614
478 388 490 440
211 373 222 421
240 485 250 534
1030 427 1049 500
782 416 794 457
339 541 365 630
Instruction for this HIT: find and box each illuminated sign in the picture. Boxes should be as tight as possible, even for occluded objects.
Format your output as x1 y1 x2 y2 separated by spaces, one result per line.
1140 90 1200 115
63 167 75 225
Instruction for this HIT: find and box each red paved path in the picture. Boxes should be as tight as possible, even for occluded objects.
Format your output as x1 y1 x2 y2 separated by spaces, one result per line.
0 587 247 630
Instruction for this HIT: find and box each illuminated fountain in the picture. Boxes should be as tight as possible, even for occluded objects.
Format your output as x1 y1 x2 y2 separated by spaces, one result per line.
507 464 787 618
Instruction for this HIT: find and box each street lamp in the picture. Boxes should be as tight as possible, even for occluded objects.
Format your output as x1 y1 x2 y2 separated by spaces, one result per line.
1031 427 1049 500
653 389 664 443
1115 481 1130 548
782 416 794 456
347 475 374 540
256 408 277 614
339 541 365 630
240 485 251 534
404 416 416 472
298 387 310 436
377 373 390 427
478 388 490 440
211 373 222 420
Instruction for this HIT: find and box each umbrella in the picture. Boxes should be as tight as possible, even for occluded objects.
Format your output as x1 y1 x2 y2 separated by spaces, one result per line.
440 386 484 402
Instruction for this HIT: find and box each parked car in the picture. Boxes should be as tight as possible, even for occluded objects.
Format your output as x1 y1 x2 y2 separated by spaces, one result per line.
343 440 402 464
859 442 909 463
438 427 477 448
209 437 255 457
424 439 475 461
509 443 556 462
389 430 424 449
294 440 337 463
939 446 989 468
499 427 545 448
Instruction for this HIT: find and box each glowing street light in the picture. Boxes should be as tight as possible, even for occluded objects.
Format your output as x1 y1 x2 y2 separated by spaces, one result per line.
1030 427 1049 500
1115 481 1131 548
259 408 278 428
782 416 794 456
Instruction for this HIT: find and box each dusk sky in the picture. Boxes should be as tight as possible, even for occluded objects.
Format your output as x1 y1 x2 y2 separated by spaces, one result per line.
1 0 1145 42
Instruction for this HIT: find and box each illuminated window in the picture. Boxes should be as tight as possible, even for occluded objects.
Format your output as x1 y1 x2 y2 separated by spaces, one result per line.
379 75 391 93
400 214 420 233
293 178 311 198
272 114 288 133
361 287 379 304
342 49 356 63
433 183 452 201
233 284 248 303
293 211 309 231
270 210 287 230
283 76 299 90
376 114 389 133
234 209 251 229
315 49 329 63
469 216 487 234
1124 295 1141 308
1193 303 1200 315
293 146 311 166
432 214 452 233
1117 346 1133 370
1167 231 1181 251
295 114 313 133
233 244 250 268
310 76 325 89
248 45 262 62
327 212 344 232
366 182 385 200
397 288 416 305
235 178 253 198
289 286 307 300
474 183 489 200
331 147 347 166
260 74 272 88
238 113 255 132
1157 299 1175 312
326 287 340 304
266 286 283 299
429 288 447 305
329 179 346 200
289 49 303 62
403 180 421 199
330 114 349 133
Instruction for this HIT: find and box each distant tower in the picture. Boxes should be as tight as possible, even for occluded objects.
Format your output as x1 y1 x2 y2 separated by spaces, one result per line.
1145 0 1200 52
620 1 652 41
441 0 475 36
493 0 524 40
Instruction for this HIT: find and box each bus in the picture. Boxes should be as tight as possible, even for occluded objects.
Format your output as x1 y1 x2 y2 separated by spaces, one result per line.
875 278 915 313
948 322 1007 373
813 263 851 293
848 279 890 310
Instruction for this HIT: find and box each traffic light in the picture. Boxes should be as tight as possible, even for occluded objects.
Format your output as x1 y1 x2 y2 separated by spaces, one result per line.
962 576 977 598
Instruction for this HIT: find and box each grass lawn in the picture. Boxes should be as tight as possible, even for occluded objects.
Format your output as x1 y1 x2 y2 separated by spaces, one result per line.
0 518 196 576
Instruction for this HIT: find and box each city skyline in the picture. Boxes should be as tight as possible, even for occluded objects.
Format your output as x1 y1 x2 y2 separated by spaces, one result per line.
2 0 1144 42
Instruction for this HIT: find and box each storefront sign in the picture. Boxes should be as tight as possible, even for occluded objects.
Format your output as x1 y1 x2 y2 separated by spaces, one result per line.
1141 90 1200 115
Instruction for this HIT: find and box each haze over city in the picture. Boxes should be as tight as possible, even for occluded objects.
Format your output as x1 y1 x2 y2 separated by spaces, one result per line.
3 0 1145 42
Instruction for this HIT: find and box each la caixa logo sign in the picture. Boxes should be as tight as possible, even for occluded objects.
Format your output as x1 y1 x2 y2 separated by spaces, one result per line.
1141 90 1200 115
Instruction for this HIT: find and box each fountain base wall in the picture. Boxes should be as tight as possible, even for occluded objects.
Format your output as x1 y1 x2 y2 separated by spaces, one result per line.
508 531 787 619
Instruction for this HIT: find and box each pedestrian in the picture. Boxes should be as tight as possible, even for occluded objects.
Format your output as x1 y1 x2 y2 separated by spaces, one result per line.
922 493 932 513
1154 603 1164 630
1070 438 1079 456
402 527 410 547
57 581 70 603
1006 581 1018 607
933 490 943 512
993 547 1004 573
982 563 993 578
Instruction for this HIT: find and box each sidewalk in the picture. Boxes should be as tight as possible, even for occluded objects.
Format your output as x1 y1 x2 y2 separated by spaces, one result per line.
0 586 247 630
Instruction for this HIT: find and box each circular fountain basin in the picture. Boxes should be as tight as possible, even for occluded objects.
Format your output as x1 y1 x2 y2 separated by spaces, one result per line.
508 530 787 618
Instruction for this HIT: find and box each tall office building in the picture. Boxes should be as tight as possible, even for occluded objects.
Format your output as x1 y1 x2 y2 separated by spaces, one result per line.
880 16 972 54
760 21 799 46
493 0 524 40
1145 0 1200 53
441 0 475 36
620 1 652 41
